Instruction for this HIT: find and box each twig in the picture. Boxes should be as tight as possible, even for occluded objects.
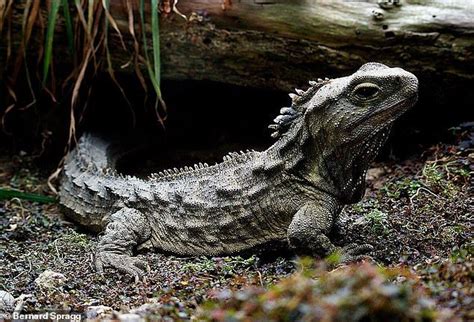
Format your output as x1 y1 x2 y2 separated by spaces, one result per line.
409 186 439 208
8 197 25 218
14 294 33 313
172 0 187 20
256 270 264 287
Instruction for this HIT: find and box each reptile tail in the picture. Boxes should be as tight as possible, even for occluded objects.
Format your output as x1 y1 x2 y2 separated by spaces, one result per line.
59 133 118 232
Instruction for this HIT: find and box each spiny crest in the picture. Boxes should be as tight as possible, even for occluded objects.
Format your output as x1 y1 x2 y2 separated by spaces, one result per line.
149 150 256 181
222 149 255 162
149 162 209 180
269 77 331 138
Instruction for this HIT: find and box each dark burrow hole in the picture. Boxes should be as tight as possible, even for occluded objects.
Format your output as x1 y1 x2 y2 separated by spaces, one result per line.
2 72 472 176
80 76 472 178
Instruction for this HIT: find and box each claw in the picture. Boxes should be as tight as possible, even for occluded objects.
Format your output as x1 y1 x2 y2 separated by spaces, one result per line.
339 243 374 263
95 251 147 280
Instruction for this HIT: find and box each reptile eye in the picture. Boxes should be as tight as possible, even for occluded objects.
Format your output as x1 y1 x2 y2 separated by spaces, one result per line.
353 83 380 99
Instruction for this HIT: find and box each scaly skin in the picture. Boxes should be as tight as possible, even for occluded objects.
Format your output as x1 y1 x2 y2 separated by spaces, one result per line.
59 63 418 278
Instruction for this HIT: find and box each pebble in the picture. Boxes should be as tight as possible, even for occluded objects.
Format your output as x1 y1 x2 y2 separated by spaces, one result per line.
34 270 66 290
0 291 15 311
366 167 385 181
85 305 114 319
119 313 144 322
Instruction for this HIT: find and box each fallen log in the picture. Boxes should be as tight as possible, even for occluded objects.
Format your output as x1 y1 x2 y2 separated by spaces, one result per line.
2 0 473 91
115 0 474 91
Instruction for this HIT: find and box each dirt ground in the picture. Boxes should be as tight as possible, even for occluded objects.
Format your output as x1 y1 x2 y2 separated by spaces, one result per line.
0 133 472 320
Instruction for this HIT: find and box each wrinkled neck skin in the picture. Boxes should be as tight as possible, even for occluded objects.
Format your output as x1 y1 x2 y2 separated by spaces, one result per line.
269 114 391 204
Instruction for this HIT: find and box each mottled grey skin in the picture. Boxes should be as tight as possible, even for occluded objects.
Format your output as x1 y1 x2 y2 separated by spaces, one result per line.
59 63 418 277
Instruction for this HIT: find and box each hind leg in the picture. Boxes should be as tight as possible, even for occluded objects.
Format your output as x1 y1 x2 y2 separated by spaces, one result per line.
95 207 151 280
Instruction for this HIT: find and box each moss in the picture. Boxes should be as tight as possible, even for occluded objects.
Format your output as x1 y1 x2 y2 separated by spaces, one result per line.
381 178 422 199
364 209 390 234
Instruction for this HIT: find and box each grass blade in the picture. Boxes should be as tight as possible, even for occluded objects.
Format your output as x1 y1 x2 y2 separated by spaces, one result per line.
42 0 61 84
151 0 161 89
0 0 14 35
140 0 161 96
101 0 126 49
139 0 150 68
87 0 94 36
140 0 165 124
126 0 147 91
61 0 74 54
0 188 57 204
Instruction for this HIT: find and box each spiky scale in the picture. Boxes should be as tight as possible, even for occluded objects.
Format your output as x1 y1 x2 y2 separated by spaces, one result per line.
274 114 296 125
280 107 296 115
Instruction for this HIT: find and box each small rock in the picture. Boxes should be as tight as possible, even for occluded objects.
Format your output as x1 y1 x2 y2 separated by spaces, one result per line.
354 216 368 226
119 313 144 322
84 298 100 306
0 291 15 311
366 167 385 181
34 270 66 290
85 305 114 319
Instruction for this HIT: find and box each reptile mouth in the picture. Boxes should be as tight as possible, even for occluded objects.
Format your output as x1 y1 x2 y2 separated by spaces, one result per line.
355 93 417 127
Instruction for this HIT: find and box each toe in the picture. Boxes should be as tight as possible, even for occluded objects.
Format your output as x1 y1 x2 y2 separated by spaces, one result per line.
94 251 146 279
116 263 144 279
95 257 104 273
133 258 149 271
342 243 359 251
342 254 373 263
349 244 374 255
338 243 374 264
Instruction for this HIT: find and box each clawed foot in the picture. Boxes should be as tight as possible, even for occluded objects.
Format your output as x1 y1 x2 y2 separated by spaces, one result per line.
336 243 374 264
95 251 150 281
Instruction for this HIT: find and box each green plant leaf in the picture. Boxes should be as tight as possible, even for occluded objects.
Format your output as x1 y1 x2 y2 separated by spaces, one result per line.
61 0 74 54
140 0 163 101
151 0 161 89
0 188 57 204
42 0 61 84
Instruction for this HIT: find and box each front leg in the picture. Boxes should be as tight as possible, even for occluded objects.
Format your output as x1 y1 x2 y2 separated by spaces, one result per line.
95 207 151 279
287 203 372 262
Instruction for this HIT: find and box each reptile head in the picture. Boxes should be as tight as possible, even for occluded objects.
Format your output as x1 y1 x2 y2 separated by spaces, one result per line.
275 63 418 203
305 62 418 142
309 63 418 202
